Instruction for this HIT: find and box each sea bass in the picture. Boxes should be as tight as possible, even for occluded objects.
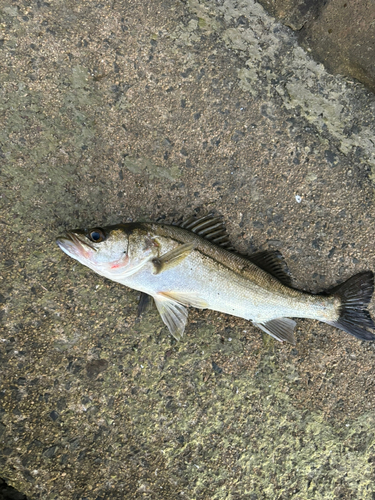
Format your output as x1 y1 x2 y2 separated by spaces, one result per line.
56 215 375 344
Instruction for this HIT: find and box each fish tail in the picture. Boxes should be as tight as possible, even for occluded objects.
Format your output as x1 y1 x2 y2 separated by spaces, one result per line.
326 271 375 341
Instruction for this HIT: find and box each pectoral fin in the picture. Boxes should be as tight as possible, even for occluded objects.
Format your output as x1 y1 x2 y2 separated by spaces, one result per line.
253 318 296 344
152 242 195 274
153 293 188 341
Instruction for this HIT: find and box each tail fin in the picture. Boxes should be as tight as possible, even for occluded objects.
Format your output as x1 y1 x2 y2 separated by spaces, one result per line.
326 271 375 341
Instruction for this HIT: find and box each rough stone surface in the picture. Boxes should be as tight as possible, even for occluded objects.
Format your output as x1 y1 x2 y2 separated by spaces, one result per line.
300 0 375 93
254 0 325 30
1 0 375 499
256 0 375 93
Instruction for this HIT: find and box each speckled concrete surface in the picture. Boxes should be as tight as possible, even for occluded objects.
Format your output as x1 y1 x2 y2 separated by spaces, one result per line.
1 1 375 499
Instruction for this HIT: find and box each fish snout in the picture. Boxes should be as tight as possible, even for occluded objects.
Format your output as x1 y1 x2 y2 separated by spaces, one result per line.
56 233 95 260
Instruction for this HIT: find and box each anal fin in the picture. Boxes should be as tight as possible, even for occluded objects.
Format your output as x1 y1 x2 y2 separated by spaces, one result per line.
253 318 296 344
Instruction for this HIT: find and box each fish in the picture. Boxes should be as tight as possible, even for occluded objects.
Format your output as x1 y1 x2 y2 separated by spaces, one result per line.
56 215 375 344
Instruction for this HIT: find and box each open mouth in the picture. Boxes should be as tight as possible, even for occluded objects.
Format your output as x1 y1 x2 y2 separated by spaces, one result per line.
56 232 96 258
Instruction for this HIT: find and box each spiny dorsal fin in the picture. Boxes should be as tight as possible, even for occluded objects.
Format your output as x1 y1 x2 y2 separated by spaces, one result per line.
247 250 294 287
177 214 231 248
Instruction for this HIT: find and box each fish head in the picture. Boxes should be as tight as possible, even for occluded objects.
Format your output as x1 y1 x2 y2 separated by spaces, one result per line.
56 225 129 275
57 223 159 280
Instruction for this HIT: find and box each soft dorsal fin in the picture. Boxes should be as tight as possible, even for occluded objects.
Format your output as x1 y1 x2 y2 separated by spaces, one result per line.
247 250 294 287
177 214 231 248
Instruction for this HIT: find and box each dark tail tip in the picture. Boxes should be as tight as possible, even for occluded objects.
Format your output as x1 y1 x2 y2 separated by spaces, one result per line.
327 271 375 341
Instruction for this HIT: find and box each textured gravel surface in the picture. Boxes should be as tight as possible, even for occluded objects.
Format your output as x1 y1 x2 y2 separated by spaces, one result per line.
1 1 375 499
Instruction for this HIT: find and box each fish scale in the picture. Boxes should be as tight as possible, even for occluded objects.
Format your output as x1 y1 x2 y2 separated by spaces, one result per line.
125 242 334 323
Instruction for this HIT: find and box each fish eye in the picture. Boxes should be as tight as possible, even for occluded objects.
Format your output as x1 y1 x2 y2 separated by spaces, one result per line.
89 229 105 243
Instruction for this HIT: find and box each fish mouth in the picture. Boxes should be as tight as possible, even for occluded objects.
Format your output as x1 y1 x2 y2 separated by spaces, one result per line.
56 232 97 259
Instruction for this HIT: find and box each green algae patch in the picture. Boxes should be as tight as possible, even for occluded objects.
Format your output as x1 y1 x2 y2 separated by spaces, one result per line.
129 346 375 499
71 65 90 89
123 156 181 181
198 18 207 28
183 0 375 192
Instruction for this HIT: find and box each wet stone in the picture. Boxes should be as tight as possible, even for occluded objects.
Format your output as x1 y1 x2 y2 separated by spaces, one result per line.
86 359 109 379
312 239 322 249
236 15 249 27
325 149 339 166
56 398 66 410
328 247 336 258
231 130 245 142
181 68 193 78
212 361 223 374
49 411 59 421
43 446 58 459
